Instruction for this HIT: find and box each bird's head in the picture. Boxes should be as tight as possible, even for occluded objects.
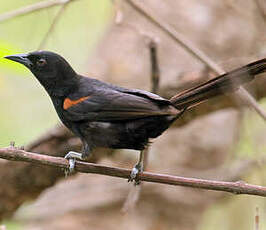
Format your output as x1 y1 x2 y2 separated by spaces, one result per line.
5 51 78 96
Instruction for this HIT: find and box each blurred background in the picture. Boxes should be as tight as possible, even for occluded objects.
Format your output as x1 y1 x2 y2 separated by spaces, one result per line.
0 0 266 229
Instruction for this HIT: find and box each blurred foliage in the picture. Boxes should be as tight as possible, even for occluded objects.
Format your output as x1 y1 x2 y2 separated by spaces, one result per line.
236 99 266 157
199 100 266 230
1 221 22 230
0 41 25 73
200 169 266 230
0 0 112 147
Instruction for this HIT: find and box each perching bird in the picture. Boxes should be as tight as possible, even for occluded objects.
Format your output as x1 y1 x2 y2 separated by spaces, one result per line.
5 51 266 183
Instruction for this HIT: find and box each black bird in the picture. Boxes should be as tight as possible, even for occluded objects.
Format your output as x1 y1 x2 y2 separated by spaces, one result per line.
5 51 266 183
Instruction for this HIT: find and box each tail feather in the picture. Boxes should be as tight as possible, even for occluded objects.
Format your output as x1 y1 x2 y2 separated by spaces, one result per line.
170 58 266 110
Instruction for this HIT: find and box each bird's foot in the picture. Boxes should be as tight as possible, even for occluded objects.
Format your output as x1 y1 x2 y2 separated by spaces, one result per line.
128 162 143 185
64 151 83 176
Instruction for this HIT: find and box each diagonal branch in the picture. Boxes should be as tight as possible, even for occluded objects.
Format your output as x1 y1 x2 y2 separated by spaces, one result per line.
126 0 223 73
0 147 266 197
38 2 70 50
126 0 266 120
0 0 78 23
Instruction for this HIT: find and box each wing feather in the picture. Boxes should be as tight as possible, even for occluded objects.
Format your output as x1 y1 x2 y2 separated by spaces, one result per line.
63 85 172 122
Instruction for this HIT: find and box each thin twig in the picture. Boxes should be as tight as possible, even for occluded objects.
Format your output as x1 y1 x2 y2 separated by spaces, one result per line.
125 0 266 120
38 2 70 50
123 31 161 212
0 147 266 197
126 0 223 73
141 40 160 176
150 40 160 94
143 40 160 169
123 40 159 210
0 0 77 23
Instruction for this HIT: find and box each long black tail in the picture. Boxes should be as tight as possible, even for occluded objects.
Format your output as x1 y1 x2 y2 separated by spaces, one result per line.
170 58 266 110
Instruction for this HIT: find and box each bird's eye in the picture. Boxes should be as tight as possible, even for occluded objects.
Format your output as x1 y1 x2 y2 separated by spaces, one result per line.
36 58 47 67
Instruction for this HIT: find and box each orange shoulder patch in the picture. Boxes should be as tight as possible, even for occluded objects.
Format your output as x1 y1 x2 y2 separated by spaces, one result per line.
63 96 90 110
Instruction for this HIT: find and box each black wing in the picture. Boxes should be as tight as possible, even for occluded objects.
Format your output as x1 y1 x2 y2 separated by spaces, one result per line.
63 78 174 122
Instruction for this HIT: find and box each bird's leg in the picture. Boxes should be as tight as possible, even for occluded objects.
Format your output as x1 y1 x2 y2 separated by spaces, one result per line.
128 149 145 185
64 142 90 175
64 151 83 175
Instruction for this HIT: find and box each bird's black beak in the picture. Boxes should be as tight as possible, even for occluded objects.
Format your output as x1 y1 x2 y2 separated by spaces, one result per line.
4 53 33 68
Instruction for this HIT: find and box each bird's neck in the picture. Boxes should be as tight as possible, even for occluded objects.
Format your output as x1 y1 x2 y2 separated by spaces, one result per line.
39 73 80 98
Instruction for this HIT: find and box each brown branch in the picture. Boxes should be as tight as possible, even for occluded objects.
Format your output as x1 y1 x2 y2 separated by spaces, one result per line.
0 127 114 220
125 0 266 120
0 0 78 23
144 39 161 169
1 147 266 197
150 40 160 94
126 0 223 73
143 39 160 169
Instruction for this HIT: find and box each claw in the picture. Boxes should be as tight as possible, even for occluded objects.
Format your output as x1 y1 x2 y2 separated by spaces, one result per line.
64 151 83 176
65 151 83 160
68 158 76 173
128 162 143 185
